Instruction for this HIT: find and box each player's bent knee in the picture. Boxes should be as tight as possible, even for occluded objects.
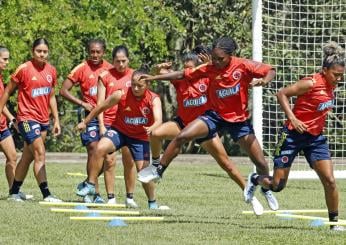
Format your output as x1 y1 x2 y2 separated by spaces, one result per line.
270 179 286 192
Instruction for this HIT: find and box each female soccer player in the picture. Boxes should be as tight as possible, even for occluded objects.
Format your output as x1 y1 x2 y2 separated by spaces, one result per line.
245 41 345 230
76 68 162 209
97 45 138 207
0 47 20 195
60 39 113 203
0 38 61 202
150 51 264 214
138 36 278 211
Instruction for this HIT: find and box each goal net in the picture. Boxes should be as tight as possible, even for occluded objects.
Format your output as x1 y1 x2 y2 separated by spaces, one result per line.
252 0 346 179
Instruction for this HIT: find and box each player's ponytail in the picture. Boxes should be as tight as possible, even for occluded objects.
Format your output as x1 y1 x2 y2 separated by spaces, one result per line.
322 41 345 68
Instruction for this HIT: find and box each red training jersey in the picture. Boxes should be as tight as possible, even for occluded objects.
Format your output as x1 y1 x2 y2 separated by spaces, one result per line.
0 74 8 131
114 89 159 141
286 73 335 136
184 57 272 122
67 60 112 107
99 67 133 126
11 60 57 124
171 77 210 125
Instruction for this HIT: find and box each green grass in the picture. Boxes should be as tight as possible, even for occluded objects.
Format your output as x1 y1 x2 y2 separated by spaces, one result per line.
0 160 345 244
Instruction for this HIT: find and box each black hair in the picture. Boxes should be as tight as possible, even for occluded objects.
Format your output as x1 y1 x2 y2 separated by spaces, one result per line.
132 64 150 78
212 37 238 55
87 38 106 52
322 41 345 68
182 52 199 65
112 45 129 60
192 45 211 55
32 38 49 50
0 46 9 54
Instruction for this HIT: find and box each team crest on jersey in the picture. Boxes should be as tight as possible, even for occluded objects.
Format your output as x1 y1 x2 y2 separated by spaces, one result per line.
34 129 40 135
107 130 117 137
199 83 207 92
126 80 131 87
46 75 53 83
89 131 96 138
141 107 150 115
232 70 242 80
281 156 289 164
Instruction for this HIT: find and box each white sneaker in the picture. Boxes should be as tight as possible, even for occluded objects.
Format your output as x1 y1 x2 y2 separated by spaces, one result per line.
107 198 117 204
330 225 346 231
244 173 257 203
261 188 279 210
250 196 264 216
7 194 24 202
125 198 139 208
84 195 93 203
18 191 34 200
43 195 62 203
137 165 161 183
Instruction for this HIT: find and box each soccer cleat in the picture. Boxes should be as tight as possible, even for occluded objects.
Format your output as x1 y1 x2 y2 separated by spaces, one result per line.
83 195 93 203
137 165 161 183
330 225 346 231
107 197 117 204
43 195 62 203
76 182 96 197
93 195 105 203
18 191 34 200
151 159 160 167
148 201 159 210
125 198 139 208
261 188 279 210
244 173 257 203
7 194 24 202
250 196 264 216
76 181 86 191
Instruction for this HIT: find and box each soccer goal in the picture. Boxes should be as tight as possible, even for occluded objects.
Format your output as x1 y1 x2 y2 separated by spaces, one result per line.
252 0 346 179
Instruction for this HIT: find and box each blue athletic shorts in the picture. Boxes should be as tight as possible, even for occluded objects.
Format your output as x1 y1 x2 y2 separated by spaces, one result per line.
173 115 215 144
0 128 11 141
198 110 254 142
80 118 100 146
18 120 49 144
103 128 150 161
273 126 330 169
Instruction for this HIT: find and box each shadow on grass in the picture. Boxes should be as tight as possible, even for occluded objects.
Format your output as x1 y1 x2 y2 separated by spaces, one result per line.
199 173 229 179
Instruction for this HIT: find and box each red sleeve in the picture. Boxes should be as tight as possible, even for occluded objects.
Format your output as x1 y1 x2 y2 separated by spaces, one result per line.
67 63 84 84
52 66 57 87
184 64 209 80
11 64 26 84
243 59 273 78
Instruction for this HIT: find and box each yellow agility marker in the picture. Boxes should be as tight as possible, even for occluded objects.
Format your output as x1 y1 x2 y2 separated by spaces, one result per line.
51 208 139 215
66 172 124 179
276 213 346 222
242 209 328 215
70 216 164 221
39 201 126 208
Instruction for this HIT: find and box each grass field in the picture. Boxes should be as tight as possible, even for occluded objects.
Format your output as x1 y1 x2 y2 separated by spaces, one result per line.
0 158 345 244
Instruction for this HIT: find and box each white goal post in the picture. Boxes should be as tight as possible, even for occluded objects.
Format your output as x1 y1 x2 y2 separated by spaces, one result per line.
252 0 346 179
